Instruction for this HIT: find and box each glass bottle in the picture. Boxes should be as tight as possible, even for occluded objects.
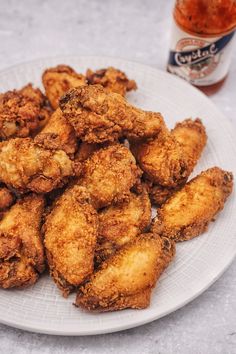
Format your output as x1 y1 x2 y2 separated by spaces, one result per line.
167 0 236 94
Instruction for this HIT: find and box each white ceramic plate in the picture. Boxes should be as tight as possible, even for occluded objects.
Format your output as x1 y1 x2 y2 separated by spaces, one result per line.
0 56 235 336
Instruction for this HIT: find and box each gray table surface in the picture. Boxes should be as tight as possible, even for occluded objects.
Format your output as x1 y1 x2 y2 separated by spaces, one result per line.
0 0 236 353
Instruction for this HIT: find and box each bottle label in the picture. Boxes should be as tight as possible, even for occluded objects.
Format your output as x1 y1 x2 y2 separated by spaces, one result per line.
167 22 235 86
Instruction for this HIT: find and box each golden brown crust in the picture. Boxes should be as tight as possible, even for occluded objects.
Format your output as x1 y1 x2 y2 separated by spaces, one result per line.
44 185 98 297
42 65 86 109
76 233 175 311
131 129 192 187
0 186 15 211
96 188 151 263
79 288 152 312
0 138 74 193
19 83 52 131
78 144 142 209
75 141 107 163
59 85 166 144
143 178 183 206
34 108 77 155
139 118 207 203
86 67 137 96
0 84 50 140
172 118 207 171
151 167 233 241
0 194 45 289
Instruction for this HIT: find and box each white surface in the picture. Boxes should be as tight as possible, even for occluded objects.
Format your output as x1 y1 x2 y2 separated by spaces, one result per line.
0 0 236 353
1 56 236 336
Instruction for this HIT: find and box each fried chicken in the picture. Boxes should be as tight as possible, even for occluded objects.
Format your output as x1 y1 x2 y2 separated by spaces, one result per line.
131 129 191 187
75 141 105 163
76 233 175 311
86 67 137 96
172 118 207 168
19 83 52 130
141 118 207 206
44 185 98 297
60 85 166 144
34 108 77 155
78 144 142 209
0 185 14 211
144 180 182 207
96 188 151 264
151 167 233 242
0 194 45 289
0 84 51 140
42 65 86 109
0 138 74 193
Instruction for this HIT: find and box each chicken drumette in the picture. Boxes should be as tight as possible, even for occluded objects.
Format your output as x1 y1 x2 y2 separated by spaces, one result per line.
60 85 166 144
0 138 74 193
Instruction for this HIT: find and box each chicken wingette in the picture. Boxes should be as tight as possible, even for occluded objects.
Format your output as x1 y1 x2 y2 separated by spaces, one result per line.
44 185 98 297
76 233 175 311
151 167 233 241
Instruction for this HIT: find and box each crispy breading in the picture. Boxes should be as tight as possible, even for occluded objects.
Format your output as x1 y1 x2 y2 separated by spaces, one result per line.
0 194 45 288
0 138 74 193
143 179 182 207
101 288 152 311
59 85 166 144
0 84 51 140
172 118 207 169
96 188 151 264
86 67 137 96
19 83 52 131
133 118 207 194
44 185 98 297
75 141 105 163
76 233 175 311
78 144 142 209
34 108 77 155
151 167 233 241
131 129 191 187
42 65 86 109
0 185 14 211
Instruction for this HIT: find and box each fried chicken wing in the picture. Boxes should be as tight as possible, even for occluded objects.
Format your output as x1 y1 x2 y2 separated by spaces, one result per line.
60 85 166 144
0 84 51 140
86 67 137 96
151 167 233 241
172 118 207 168
0 194 45 289
131 129 191 187
78 144 142 209
34 108 77 155
133 118 207 199
42 65 86 109
0 138 74 193
19 83 52 130
44 185 98 297
76 233 175 311
0 185 14 211
96 188 151 264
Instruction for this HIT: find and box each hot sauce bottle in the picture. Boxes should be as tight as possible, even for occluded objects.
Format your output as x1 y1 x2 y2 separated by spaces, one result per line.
167 0 236 94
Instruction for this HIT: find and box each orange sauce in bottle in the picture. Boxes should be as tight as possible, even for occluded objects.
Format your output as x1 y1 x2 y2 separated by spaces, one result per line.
167 0 236 94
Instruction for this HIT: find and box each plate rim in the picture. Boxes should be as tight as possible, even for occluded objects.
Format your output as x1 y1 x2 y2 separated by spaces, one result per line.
0 55 235 336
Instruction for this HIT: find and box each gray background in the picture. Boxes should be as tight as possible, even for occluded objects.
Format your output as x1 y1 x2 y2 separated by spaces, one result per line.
0 0 236 353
